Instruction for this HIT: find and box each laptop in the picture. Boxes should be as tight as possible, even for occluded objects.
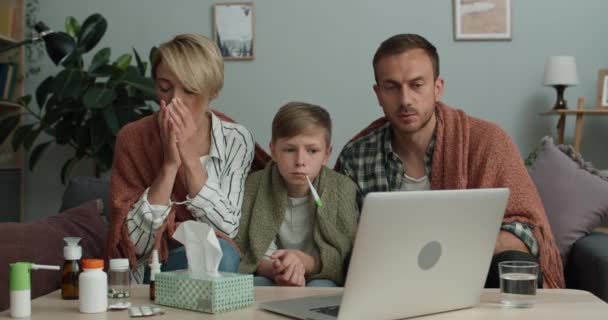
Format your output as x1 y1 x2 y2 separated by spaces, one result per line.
258 188 509 320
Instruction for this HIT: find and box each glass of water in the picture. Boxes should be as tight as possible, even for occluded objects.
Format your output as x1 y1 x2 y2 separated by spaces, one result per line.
499 261 538 308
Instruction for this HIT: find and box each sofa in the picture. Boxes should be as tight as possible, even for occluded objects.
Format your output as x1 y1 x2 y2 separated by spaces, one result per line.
1 139 608 310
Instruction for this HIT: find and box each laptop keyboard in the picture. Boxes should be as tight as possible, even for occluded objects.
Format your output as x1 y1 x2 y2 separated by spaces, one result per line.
310 305 340 317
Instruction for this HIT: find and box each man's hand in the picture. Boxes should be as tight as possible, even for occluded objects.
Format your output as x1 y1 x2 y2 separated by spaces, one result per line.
494 230 529 255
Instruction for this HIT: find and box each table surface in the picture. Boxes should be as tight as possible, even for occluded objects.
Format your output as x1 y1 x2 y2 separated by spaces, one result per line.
1 286 607 319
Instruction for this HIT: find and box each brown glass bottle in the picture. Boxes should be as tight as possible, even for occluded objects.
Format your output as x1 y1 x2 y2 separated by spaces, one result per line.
149 280 155 301
61 259 80 300
149 249 161 301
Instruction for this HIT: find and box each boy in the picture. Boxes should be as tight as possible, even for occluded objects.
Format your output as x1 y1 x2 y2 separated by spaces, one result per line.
236 102 358 287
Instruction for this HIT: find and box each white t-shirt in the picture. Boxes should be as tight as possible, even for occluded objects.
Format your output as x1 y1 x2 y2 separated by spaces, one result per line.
264 196 316 259
400 173 431 191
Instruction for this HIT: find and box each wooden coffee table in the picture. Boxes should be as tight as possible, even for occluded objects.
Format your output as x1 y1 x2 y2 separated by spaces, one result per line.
1 286 607 319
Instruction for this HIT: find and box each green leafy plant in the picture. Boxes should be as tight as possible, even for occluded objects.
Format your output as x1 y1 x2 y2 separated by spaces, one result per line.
0 13 158 183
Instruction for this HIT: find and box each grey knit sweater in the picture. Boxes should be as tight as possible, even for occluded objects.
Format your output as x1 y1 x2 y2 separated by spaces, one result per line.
235 162 358 285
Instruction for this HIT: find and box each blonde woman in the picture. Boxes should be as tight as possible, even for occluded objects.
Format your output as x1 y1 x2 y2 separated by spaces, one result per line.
107 34 255 282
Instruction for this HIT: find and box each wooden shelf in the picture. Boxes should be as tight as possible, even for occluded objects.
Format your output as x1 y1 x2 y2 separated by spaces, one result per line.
0 34 18 47
540 109 608 116
0 158 23 170
539 97 607 153
0 100 22 109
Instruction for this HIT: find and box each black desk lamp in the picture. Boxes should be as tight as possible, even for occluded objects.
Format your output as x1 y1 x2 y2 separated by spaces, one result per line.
0 21 75 65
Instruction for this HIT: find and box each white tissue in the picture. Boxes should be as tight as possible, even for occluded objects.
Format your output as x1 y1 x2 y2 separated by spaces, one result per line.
172 221 222 277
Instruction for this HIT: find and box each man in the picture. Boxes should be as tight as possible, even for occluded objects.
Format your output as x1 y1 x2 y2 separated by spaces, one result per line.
336 34 564 288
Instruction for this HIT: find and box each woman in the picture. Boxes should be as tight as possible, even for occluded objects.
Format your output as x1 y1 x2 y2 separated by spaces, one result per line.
106 34 255 282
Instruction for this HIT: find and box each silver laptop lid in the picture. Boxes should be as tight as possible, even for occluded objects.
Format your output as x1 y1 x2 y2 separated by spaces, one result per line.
337 188 509 320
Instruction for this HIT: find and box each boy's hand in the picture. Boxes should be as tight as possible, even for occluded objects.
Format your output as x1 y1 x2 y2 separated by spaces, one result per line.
271 250 306 287
273 259 306 287
271 249 303 274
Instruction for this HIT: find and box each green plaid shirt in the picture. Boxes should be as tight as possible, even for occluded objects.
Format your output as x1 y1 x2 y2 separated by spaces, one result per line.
337 122 538 257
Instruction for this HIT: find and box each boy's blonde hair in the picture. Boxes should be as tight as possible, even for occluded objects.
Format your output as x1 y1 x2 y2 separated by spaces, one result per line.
271 102 332 146
152 34 224 96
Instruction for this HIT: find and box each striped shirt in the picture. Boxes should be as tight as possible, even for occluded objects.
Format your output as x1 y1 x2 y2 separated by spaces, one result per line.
126 111 255 259
337 122 539 257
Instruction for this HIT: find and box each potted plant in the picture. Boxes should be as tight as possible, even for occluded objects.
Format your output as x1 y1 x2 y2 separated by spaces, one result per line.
0 13 157 183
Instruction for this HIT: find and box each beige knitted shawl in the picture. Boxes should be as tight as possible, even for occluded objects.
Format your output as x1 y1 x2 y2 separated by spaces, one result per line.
235 163 358 285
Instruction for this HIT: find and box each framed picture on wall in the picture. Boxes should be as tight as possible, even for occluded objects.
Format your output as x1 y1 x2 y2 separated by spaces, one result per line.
598 69 608 108
453 0 512 41
213 2 255 60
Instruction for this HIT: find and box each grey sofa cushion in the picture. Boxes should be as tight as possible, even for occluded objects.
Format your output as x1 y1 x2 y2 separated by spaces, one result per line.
566 232 608 302
528 137 608 266
60 176 110 221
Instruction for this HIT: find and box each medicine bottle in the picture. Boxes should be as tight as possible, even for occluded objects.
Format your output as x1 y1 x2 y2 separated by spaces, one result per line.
108 258 131 309
61 237 81 300
79 259 107 313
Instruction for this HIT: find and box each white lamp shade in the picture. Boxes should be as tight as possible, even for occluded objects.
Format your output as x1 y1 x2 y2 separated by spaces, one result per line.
544 56 579 86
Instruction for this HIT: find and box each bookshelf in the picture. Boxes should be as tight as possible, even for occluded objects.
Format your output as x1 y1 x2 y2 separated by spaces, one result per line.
0 0 24 222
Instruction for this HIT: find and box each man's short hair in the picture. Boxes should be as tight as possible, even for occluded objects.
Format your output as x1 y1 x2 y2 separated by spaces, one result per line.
372 34 440 81
152 34 224 96
272 102 332 146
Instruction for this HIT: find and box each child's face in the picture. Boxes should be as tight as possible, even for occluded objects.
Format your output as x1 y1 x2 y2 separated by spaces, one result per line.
270 131 332 195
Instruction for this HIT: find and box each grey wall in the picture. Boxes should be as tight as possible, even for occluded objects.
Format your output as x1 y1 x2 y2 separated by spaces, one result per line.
24 0 608 220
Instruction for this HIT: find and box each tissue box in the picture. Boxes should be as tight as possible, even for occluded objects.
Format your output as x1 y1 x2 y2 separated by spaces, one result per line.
155 270 254 314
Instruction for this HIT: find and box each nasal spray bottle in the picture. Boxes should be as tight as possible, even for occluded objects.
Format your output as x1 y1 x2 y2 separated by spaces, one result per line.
149 249 161 301
9 262 60 318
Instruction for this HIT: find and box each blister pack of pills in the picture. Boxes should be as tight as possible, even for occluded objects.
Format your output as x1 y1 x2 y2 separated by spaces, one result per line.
128 305 164 317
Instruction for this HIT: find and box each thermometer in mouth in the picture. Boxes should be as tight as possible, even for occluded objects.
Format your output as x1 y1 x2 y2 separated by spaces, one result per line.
306 175 323 208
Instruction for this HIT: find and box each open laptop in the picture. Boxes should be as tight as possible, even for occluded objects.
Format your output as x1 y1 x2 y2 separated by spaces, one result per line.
259 188 509 320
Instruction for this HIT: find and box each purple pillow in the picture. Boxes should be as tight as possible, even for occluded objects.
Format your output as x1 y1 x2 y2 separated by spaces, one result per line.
528 137 608 266
0 200 107 311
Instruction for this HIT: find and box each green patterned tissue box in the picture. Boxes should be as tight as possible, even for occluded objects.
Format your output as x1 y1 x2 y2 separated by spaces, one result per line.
155 270 254 314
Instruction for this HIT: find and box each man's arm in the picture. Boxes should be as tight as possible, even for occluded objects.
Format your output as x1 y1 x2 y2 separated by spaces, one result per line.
496 222 539 256
478 129 540 257
495 231 529 255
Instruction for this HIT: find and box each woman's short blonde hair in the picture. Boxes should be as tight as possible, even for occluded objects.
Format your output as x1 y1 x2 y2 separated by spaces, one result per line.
152 34 224 96
272 102 332 146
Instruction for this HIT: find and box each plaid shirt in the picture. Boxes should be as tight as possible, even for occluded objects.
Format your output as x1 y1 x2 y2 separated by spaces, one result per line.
337 122 539 257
